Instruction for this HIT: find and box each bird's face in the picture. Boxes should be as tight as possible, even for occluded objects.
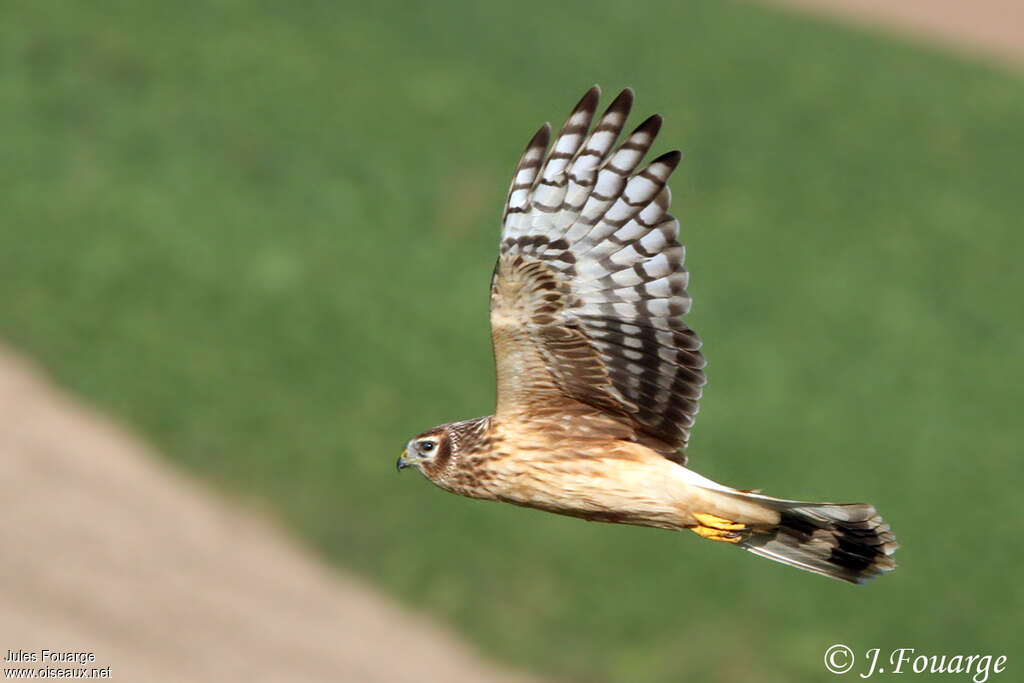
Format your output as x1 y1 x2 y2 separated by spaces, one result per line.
397 427 451 478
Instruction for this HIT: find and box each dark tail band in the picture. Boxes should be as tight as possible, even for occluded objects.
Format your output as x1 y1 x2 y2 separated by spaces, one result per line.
739 500 898 584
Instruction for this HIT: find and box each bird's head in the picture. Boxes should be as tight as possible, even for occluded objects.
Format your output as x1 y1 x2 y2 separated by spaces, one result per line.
397 425 454 480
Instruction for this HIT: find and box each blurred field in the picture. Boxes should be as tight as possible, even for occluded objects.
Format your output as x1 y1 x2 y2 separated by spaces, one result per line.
2 1 1022 681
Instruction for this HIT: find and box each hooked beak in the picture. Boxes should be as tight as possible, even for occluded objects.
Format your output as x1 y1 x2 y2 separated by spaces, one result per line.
396 449 409 472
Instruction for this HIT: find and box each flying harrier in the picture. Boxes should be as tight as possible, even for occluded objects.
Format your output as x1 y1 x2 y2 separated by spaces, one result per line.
398 87 897 583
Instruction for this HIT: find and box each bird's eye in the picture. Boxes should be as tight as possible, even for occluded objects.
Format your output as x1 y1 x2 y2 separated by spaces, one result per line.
420 440 436 453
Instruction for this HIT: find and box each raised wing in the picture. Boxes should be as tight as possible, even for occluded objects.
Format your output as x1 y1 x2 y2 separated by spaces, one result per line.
490 87 706 460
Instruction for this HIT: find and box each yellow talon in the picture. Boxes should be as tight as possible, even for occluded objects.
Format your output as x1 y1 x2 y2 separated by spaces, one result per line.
691 512 745 543
693 512 745 531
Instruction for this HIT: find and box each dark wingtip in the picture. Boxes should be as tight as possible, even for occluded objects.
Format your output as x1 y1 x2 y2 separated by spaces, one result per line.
653 149 683 171
606 88 634 118
578 85 601 110
634 113 663 139
525 122 551 152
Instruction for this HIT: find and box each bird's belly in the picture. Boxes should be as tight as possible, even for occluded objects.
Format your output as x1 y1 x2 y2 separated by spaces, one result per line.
486 451 692 530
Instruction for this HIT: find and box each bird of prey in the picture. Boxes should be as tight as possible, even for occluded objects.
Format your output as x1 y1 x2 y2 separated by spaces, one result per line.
398 86 898 583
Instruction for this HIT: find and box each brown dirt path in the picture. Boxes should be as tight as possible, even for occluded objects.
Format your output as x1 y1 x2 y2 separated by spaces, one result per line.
764 0 1024 67
0 347 535 682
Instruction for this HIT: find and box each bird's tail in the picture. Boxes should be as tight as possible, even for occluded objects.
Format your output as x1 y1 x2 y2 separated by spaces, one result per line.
731 493 899 584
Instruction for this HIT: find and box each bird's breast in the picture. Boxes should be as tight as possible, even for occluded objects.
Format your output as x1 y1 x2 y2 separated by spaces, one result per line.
449 442 694 530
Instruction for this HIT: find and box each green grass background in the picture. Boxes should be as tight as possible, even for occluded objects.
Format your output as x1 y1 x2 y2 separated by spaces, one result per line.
2 1 1022 680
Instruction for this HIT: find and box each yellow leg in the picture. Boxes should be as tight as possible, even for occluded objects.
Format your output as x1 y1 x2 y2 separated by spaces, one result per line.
690 512 745 543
